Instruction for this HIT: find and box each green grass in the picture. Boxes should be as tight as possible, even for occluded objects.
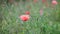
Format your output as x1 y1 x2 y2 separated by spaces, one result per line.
1 0 60 34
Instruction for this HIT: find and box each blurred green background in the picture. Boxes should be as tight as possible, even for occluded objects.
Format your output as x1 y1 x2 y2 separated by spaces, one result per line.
0 0 60 34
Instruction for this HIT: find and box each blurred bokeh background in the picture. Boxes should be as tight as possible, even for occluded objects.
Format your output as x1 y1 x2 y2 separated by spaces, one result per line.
0 0 60 34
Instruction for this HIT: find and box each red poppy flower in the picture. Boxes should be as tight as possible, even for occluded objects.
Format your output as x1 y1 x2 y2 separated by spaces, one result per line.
19 15 30 21
52 0 58 5
25 11 30 15
42 0 46 3
33 0 38 3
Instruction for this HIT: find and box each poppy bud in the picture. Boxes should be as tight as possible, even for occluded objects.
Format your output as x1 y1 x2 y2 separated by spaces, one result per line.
40 9 43 16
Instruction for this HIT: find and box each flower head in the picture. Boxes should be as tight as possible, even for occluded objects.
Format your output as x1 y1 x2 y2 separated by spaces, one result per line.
52 0 58 5
33 0 38 3
42 0 46 3
19 15 30 21
25 11 30 15
40 9 43 16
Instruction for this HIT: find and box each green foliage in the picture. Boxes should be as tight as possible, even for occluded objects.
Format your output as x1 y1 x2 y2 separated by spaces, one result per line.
1 0 60 34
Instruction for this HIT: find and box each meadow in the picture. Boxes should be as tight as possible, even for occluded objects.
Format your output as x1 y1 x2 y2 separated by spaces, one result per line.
0 0 60 34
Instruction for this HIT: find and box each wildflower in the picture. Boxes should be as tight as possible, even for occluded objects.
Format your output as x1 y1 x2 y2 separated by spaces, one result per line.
52 0 58 5
19 15 30 21
40 9 43 16
25 11 30 15
33 0 38 3
42 0 46 3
